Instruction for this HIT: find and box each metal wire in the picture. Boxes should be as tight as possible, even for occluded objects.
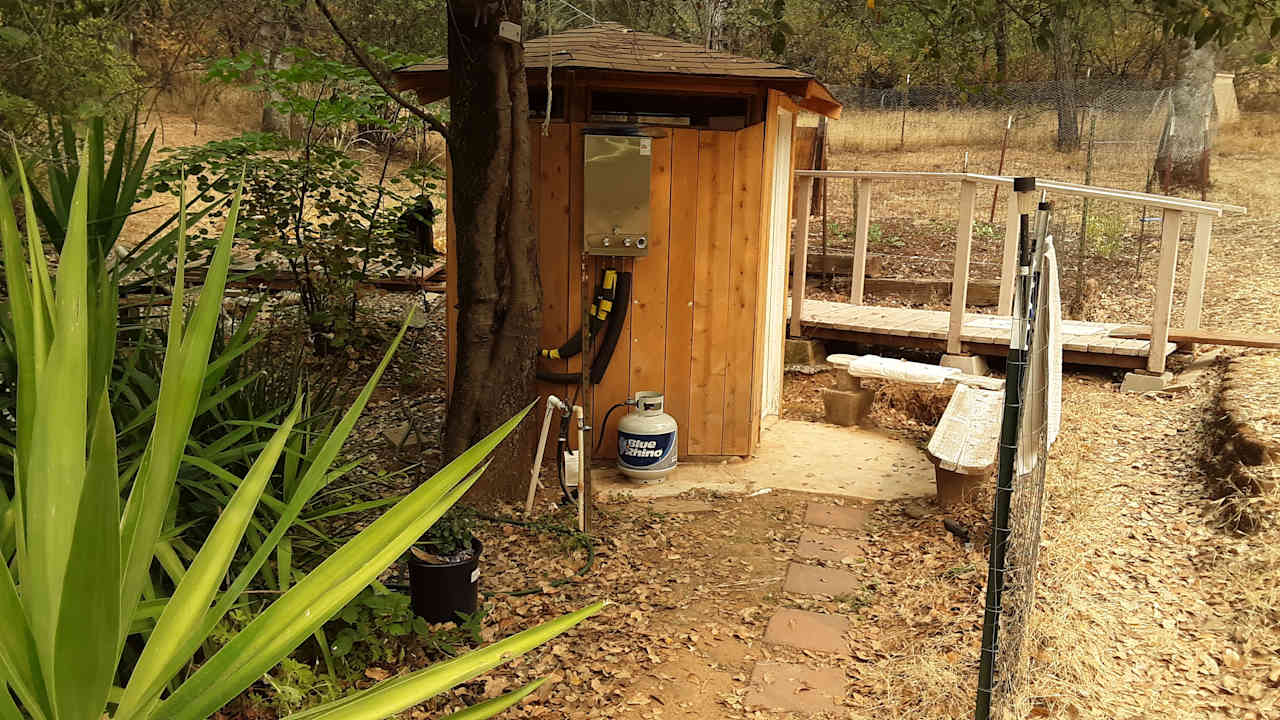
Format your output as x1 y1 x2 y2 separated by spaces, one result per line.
976 198 1053 720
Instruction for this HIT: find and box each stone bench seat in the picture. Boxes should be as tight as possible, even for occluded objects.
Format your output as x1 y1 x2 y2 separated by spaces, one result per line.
823 353 1003 507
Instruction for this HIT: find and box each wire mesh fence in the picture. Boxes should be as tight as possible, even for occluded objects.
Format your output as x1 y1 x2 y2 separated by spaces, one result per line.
975 198 1056 720
800 79 1197 328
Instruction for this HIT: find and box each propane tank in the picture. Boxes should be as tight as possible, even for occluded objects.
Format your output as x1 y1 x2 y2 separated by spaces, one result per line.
616 391 678 483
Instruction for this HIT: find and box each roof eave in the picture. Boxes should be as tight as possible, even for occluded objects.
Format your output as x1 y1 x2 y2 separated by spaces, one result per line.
391 67 843 119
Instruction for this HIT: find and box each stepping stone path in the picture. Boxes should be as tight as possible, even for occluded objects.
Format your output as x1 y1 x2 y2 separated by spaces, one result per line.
804 502 869 531
746 502 868 715
763 608 851 653
745 662 846 714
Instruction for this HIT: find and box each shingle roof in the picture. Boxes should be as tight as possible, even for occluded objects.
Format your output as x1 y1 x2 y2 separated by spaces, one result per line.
392 22 841 118
396 22 814 80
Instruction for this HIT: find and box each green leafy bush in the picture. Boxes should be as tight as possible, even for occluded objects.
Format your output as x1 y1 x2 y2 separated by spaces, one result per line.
143 133 439 352
423 507 478 558
0 155 601 720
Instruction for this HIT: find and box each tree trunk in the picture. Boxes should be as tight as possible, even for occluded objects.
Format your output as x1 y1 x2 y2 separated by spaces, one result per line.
441 0 541 501
1156 40 1216 191
1050 4 1079 152
993 9 1009 84
261 30 288 134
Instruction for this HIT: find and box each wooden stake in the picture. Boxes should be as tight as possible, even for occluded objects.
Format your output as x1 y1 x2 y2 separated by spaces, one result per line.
899 74 910 149
1074 113 1096 317
989 115 1012 223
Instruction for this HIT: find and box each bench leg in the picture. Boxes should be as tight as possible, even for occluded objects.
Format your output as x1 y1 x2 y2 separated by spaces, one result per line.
933 464 986 508
822 387 874 427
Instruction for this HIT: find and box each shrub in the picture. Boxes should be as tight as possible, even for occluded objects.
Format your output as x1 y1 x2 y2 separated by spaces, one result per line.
0 155 600 720
143 133 440 353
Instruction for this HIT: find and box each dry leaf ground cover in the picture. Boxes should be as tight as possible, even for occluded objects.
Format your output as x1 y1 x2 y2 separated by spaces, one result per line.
434 119 1280 718
108 109 1280 718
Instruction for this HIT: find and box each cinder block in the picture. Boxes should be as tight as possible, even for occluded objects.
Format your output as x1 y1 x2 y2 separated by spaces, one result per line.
941 354 989 376
934 466 986 508
833 371 860 391
1121 370 1173 393
785 338 827 366
822 387 874 427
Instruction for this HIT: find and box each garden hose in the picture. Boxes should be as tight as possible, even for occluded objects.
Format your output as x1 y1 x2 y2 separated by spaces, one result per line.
471 511 596 597
535 269 631 386
538 269 616 361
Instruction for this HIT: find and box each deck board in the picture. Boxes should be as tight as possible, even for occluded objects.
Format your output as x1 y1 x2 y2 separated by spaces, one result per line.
795 299 1174 368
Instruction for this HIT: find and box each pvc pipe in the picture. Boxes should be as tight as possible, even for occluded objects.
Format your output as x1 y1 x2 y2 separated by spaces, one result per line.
525 396 566 516
574 405 586 532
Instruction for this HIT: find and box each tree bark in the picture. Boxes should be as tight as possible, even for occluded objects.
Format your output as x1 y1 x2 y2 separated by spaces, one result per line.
441 0 541 501
1156 40 1216 191
1050 3 1079 152
993 8 1009 84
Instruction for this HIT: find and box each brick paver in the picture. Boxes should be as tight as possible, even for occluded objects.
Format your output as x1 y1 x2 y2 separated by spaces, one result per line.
745 661 845 714
804 502 868 531
763 608 850 653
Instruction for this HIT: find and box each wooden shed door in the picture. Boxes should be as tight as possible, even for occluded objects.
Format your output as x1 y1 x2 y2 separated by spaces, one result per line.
523 122 767 460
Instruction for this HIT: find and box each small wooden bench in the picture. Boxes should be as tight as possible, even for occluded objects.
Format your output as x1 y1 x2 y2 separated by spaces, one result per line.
825 354 1003 507
925 384 1002 507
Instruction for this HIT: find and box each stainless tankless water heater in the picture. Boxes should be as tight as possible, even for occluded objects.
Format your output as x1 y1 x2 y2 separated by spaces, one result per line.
583 134 652 257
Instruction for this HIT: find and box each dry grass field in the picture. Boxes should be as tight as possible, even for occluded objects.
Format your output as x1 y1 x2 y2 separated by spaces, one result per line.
796 112 1280 719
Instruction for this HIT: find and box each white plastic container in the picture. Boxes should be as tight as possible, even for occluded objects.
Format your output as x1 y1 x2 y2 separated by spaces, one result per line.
617 391 678 483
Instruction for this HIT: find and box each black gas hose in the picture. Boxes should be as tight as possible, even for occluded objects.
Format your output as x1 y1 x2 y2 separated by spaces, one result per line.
536 270 631 386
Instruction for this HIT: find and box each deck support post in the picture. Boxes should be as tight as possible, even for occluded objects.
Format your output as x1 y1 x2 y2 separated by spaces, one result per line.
1183 213 1214 349
789 175 815 338
1147 208 1183 374
947 180 978 356
850 181 872 304
997 190 1019 315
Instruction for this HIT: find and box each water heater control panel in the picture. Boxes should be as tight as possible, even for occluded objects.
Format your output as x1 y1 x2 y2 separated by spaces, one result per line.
583 133 652 257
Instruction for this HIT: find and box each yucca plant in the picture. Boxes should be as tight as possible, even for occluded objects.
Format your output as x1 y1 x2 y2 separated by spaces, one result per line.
0 156 603 719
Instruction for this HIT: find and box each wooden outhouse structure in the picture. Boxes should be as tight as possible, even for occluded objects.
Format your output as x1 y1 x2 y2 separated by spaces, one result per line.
394 22 842 459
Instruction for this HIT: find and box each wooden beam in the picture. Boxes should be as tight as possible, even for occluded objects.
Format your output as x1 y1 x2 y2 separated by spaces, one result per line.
789 176 814 338
1184 213 1214 333
850 181 872 304
997 190 1019 315
1109 326 1280 349
947 180 978 355
1148 209 1182 373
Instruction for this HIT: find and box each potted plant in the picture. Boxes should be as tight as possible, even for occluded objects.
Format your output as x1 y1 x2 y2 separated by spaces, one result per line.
407 507 482 622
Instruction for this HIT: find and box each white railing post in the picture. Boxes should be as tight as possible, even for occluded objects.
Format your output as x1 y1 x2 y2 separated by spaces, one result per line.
789 176 815 338
850 181 872 304
1149 209 1183 373
997 189 1019 315
947 180 978 355
1184 213 1214 334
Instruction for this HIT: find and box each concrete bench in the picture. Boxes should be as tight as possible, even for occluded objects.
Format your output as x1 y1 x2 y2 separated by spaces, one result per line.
926 384 1002 507
823 353 1003 507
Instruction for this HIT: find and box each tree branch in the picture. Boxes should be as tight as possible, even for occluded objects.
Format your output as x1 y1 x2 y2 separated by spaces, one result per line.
312 0 450 140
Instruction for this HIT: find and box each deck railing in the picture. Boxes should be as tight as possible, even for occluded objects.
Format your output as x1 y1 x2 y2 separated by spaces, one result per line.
788 170 1247 374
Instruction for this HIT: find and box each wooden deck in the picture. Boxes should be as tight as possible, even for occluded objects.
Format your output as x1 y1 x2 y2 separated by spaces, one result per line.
795 300 1175 369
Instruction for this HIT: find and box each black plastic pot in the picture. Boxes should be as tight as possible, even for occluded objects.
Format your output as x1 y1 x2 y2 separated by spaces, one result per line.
407 537 482 623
